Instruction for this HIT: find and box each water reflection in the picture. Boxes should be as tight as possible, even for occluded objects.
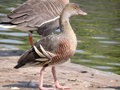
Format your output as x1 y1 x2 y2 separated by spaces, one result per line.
108 63 120 66
0 39 23 44
99 41 119 44
80 60 91 62
0 44 16 48
0 0 120 75
0 28 8 31
0 13 6 16
92 37 107 39
0 32 28 36
93 66 114 69
115 28 120 31
92 55 107 58
75 50 85 53
6 7 14 11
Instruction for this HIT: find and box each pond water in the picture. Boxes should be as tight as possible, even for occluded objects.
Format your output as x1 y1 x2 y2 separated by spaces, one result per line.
0 0 120 75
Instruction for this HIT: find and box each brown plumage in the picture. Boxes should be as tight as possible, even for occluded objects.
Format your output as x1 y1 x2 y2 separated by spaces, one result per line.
50 38 74 65
14 3 87 90
0 0 69 46
14 34 76 68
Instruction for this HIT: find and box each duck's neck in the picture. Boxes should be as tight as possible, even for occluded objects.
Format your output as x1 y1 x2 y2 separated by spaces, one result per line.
60 10 74 35
60 9 77 50
57 0 69 5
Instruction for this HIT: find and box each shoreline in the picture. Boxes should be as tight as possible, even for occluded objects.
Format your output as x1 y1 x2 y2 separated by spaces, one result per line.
0 48 120 90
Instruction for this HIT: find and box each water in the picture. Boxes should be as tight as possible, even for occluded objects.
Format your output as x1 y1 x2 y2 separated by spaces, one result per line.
0 0 120 75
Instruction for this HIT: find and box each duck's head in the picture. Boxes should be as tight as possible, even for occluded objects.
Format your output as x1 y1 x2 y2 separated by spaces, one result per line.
62 3 87 17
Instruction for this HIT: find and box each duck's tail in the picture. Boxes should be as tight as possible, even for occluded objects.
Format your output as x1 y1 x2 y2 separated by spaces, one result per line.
14 49 34 69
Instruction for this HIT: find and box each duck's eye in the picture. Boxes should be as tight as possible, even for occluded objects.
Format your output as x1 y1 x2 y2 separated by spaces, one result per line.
74 7 77 9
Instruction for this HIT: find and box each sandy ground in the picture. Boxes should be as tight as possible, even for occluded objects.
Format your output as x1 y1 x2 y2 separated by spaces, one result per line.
0 48 120 90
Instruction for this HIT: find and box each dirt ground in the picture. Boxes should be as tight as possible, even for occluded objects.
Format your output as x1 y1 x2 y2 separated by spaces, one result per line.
0 48 120 90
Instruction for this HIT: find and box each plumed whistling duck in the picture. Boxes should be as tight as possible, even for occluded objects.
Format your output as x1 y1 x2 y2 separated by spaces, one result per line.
14 3 87 90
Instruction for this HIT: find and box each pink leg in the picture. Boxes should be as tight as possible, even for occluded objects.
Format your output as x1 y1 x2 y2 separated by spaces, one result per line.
52 66 71 89
39 67 53 90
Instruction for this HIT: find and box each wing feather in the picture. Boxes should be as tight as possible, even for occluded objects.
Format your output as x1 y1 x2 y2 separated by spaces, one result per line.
7 0 64 27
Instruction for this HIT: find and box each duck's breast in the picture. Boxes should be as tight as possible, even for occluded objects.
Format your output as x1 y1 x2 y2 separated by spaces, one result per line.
50 38 75 65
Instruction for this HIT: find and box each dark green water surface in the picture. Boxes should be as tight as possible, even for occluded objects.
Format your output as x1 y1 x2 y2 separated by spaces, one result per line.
0 0 120 74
